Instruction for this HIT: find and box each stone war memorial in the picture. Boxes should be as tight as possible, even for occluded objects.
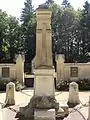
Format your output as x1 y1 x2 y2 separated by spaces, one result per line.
16 4 67 120
1 2 90 120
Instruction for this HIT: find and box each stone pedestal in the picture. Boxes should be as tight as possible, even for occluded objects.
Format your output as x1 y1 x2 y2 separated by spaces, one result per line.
5 82 15 106
34 69 55 96
34 109 55 120
67 82 80 107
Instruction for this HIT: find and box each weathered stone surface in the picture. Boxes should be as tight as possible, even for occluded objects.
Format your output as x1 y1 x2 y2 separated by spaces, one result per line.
35 8 53 69
5 82 15 106
34 109 55 120
16 96 59 119
34 69 55 96
16 54 24 85
67 82 80 107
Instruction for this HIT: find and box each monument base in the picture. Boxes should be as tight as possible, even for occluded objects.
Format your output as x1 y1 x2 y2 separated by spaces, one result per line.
16 69 68 119
34 109 55 120
16 95 59 118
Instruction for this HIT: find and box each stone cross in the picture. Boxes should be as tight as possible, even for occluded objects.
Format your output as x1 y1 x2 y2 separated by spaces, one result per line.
35 8 53 68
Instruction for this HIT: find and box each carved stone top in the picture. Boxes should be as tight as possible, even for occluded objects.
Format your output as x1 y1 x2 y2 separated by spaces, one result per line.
37 3 49 9
35 8 52 69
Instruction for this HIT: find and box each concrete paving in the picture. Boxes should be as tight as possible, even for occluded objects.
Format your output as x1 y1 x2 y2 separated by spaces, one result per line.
0 89 90 120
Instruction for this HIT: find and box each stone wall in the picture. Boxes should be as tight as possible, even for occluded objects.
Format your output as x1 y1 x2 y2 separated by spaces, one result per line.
0 54 24 84
56 54 90 83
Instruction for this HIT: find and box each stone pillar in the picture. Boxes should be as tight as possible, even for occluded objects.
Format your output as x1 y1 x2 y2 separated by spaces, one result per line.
16 54 24 85
5 82 15 106
56 54 65 87
67 82 80 107
16 4 66 120
87 96 90 120
0 104 3 120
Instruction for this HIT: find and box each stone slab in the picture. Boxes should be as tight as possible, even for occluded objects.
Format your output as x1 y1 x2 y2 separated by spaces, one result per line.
34 109 56 120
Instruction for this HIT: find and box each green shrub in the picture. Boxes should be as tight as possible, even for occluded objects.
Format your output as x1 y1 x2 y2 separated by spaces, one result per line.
56 79 90 91
56 79 70 91
0 78 10 91
77 79 90 90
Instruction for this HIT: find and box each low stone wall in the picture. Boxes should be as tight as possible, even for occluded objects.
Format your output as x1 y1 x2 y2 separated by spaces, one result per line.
0 54 24 85
56 54 90 84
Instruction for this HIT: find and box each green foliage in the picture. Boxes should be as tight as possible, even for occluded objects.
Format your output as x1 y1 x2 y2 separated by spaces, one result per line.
62 0 71 8
7 16 24 60
79 1 90 62
20 0 36 62
56 79 90 91
0 78 10 91
0 10 24 62
0 10 8 61
51 4 81 62
45 0 54 7
56 79 70 91
20 0 34 23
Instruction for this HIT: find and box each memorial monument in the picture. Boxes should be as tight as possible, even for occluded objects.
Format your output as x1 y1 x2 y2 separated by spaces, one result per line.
16 4 66 120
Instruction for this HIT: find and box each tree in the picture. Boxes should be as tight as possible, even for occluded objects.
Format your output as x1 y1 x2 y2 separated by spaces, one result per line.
45 0 54 6
0 9 23 62
72 9 83 62
21 0 34 23
80 1 89 62
51 4 79 62
21 0 36 62
86 3 90 52
62 0 71 8
7 16 24 61
0 10 8 61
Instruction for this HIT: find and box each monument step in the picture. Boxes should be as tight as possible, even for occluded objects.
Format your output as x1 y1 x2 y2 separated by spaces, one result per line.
34 109 56 120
